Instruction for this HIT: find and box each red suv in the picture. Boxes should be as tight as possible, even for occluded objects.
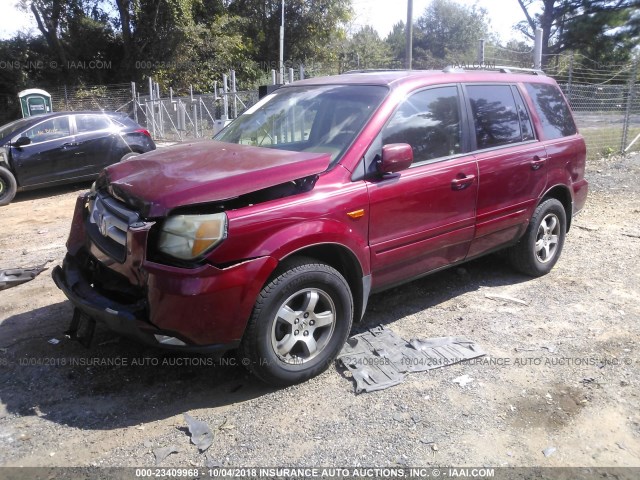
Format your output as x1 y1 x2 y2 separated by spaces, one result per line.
53 69 588 385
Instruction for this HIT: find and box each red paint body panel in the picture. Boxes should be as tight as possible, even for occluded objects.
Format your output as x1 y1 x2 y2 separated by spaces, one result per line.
145 255 278 344
467 142 547 258
210 167 371 274
367 157 478 288
103 141 331 217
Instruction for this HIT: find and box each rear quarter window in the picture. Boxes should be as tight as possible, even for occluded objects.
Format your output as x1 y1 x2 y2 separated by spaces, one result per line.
524 83 577 139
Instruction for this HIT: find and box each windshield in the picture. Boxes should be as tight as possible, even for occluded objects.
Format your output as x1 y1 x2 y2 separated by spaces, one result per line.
215 85 387 165
0 117 33 142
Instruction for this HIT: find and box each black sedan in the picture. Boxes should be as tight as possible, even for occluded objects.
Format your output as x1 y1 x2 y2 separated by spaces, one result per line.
0 111 155 205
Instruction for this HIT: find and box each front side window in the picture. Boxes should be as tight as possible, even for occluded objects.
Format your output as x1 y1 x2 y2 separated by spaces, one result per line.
216 85 387 165
467 85 522 149
0 118 32 140
382 86 462 163
22 117 71 144
525 83 577 139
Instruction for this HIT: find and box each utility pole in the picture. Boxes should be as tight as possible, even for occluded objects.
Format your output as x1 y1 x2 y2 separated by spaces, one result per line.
279 0 285 84
533 27 543 70
405 0 413 70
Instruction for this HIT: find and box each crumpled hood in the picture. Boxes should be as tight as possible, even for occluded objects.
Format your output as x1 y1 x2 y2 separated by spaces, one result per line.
103 140 331 217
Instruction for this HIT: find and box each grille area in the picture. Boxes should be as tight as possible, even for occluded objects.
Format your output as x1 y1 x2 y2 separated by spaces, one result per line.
87 193 140 262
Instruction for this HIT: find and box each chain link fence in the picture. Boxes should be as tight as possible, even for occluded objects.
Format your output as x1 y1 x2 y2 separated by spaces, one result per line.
48 83 134 113
4 55 638 158
136 90 259 142
486 45 640 159
548 55 639 158
0 83 136 127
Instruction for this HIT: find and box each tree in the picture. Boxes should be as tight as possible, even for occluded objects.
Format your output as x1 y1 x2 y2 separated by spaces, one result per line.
21 0 72 67
152 14 259 92
385 21 406 69
10 0 355 90
18 0 122 84
341 26 391 71
228 0 352 70
412 0 491 69
485 39 533 67
516 0 640 67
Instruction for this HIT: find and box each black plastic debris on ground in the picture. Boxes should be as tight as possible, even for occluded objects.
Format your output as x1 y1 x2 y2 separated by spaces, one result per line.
154 446 179 465
337 325 486 393
184 413 214 452
0 262 49 291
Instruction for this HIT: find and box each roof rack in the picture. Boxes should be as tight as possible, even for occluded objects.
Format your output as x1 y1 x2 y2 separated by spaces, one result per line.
443 65 545 76
343 69 406 74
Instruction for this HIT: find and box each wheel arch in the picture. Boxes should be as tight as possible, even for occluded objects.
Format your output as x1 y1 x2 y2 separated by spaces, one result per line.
540 184 573 231
279 243 368 322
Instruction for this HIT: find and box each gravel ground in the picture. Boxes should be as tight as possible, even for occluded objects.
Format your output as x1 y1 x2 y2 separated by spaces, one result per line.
0 153 639 469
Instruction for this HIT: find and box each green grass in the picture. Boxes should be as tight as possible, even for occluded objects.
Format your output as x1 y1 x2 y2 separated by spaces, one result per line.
579 126 640 160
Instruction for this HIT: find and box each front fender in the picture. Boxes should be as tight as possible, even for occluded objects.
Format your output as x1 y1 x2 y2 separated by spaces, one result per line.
248 218 371 276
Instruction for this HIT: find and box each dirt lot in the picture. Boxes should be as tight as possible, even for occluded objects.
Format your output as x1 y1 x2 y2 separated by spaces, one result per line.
1 153 639 470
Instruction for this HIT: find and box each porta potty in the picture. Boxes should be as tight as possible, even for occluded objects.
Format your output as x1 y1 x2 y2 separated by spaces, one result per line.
18 89 53 117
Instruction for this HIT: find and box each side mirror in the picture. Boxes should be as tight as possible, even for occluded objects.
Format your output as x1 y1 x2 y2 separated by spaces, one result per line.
377 143 413 174
13 136 31 147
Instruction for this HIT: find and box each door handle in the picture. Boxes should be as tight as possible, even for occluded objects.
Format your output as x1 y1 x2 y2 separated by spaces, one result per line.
61 142 79 149
451 174 476 191
531 155 547 170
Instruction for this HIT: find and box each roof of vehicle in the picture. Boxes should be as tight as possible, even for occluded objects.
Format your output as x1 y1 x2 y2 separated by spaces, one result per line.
24 111 126 120
0 111 135 144
290 68 557 90
18 88 52 98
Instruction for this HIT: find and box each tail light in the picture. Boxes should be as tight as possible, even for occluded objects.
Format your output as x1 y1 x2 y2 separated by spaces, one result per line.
135 128 152 138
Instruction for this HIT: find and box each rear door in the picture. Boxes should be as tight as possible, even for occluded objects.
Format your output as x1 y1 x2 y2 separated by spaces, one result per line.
366 85 478 289
73 114 118 172
464 84 548 258
523 82 585 213
10 115 78 187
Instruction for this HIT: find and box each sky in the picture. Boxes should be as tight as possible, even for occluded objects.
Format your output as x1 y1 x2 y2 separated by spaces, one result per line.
350 0 529 42
0 1 34 39
0 0 530 43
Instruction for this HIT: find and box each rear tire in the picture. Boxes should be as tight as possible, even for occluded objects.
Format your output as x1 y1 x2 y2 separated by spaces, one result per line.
0 167 17 206
508 198 566 277
239 257 353 386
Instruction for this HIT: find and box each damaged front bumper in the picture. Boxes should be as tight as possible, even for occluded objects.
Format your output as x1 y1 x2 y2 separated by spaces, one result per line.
53 193 279 353
52 255 237 354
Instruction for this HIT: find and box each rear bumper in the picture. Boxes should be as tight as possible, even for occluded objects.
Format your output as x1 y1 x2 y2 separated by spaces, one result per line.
52 256 238 354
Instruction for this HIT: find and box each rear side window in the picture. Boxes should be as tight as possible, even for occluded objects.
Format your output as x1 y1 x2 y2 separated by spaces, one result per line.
467 85 521 149
383 86 462 163
525 83 577 139
76 114 112 133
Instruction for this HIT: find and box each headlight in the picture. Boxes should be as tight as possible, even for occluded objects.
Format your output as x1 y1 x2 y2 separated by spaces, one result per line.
158 213 227 260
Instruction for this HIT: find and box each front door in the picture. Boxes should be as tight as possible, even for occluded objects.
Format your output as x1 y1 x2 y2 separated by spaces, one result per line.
10 116 79 187
366 85 478 290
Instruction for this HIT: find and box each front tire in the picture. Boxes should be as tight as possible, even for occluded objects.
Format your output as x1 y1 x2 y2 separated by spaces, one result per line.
0 166 17 206
240 257 354 386
508 198 567 277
